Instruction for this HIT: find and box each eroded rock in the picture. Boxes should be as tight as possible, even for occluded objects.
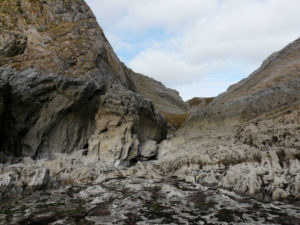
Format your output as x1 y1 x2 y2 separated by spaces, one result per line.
0 68 103 158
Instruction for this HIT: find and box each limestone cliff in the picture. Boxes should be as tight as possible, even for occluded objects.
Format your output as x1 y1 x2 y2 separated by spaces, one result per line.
0 0 184 165
0 0 187 118
0 0 126 81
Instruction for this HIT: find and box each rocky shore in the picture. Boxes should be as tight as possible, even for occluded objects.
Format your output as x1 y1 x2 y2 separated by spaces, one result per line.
0 0 299 224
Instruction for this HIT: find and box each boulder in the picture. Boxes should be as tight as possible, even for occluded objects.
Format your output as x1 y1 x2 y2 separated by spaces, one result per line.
139 140 158 161
29 168 49 190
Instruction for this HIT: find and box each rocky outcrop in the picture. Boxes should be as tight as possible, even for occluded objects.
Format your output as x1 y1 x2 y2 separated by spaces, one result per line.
0 67 166 166
157 120 300 200
157 38 300 200
87 85 166 166
0 0 187 121
0 0 120 78
130 72 189 132
0 0 171 166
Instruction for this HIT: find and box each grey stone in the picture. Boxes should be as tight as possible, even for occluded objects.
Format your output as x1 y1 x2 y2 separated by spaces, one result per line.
139 140 158 161
29 168 49 190
157 37 300 200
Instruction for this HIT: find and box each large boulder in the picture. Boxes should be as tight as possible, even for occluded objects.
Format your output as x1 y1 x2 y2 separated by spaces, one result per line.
139 140 158 161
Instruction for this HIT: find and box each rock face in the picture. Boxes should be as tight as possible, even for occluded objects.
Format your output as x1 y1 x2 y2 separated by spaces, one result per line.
0 0 120 78
0 0 172 166
87 85 166 166
0 0 187 120
0 0 189 166
0 32 27 58
131 72 189 133
0 67 167 165
0 68 102 159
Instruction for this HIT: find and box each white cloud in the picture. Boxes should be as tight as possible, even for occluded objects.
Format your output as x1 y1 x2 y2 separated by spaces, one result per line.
174 81 236 100
85 0 300 100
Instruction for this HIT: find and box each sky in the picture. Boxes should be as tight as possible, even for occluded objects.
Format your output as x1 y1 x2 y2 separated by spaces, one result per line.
85 0 300 100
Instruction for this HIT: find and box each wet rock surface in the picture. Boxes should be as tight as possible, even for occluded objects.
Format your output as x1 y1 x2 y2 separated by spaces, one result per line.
0 177 299 225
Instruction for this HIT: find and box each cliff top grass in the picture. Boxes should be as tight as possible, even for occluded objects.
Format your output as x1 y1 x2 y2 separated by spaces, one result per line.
187 97 214 107
164 113 189 130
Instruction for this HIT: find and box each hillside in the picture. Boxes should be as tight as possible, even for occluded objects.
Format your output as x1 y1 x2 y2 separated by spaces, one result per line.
184 38 300 131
